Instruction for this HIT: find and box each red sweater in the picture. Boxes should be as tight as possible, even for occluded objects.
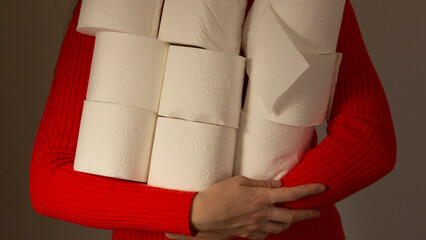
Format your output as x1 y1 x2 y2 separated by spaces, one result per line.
29 0 397 239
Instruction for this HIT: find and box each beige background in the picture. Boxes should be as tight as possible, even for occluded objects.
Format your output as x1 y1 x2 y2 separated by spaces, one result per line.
1 0 425 239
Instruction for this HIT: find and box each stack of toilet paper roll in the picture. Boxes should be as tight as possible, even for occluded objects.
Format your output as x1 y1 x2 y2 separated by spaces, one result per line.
73 0 346 191
147 0 247 191
234 0 346 180
73 0 166 182
73 0 248 191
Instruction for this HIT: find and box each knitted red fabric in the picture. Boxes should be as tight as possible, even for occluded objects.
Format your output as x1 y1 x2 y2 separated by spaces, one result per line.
29 0 397 239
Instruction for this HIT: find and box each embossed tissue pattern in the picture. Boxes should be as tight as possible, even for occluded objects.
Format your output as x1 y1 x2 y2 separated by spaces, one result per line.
270 0 346 53
158 0 247 54
234 111 315 180
158 46 245 129
244 54 339 127
148 117 237 191
86 32 168 112
77 0 164 37
243 6 309 113
242 0 345 124
74 101 157 182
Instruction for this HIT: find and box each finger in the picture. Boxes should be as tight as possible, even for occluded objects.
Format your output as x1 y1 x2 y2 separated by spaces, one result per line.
236 175 282 188
267 183 326 203
268 206 321 224
258 221 291 234
233 222 267 239
201 232 232 240
242 231 269 240
165 233 189 239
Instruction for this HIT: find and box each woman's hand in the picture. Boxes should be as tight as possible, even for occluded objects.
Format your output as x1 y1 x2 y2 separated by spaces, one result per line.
166 175 326 240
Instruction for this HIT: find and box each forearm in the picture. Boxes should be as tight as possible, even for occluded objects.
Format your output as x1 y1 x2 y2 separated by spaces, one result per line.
30 149 197 234
29 1 197 235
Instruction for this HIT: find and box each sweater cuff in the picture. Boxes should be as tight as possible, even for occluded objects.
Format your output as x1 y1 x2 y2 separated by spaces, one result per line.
149 188 199 236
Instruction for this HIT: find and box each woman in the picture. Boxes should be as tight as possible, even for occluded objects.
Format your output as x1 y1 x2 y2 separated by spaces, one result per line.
29 0 397 239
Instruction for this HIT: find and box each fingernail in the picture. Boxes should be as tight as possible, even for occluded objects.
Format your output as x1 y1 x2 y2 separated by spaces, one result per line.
318 185 326 192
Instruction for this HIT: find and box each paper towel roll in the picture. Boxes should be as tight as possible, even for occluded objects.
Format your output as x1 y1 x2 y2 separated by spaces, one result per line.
77 0 164 37
270 0 346 53
158 46 246 129
158 0 247 54
234 111 315 180
147 117 237 191
86 32 169 112
244 53 340 127
74 101 157 182
242 4 309 113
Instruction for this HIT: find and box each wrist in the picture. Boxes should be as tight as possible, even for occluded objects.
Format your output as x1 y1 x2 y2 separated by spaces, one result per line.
189 192 200 234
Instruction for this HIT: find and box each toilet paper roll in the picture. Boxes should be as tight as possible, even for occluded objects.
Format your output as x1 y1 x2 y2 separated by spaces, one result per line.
233 111 315 180
158 46 246 129
241 0 269 42
270 0 346 53
244 53 340 127
86 32 169 112
158 0 247 54
326 53 343 121
74 101 157 182
147 117 237 191
77 0 164 37
242 4 309 113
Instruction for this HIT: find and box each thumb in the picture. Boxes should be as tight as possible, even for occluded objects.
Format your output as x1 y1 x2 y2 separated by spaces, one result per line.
237 175 282 188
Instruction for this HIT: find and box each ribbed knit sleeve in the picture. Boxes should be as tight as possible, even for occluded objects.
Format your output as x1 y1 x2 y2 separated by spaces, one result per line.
29 1 198 236
277 0 397 209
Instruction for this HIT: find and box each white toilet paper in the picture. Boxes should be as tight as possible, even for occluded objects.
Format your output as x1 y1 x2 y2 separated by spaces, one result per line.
270 0 346 53
77 0 164 37
86 32 169 112
158 0 247 54
242 4 309 113
241 0 270 40
74 101 157 182
233 111 315 180
326 53 343 121
158 46 246 129
244 53 340 127
147 117 237 191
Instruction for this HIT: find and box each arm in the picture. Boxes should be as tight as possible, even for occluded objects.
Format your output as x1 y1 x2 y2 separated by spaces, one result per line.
277 0 397 209
29 1 197 236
